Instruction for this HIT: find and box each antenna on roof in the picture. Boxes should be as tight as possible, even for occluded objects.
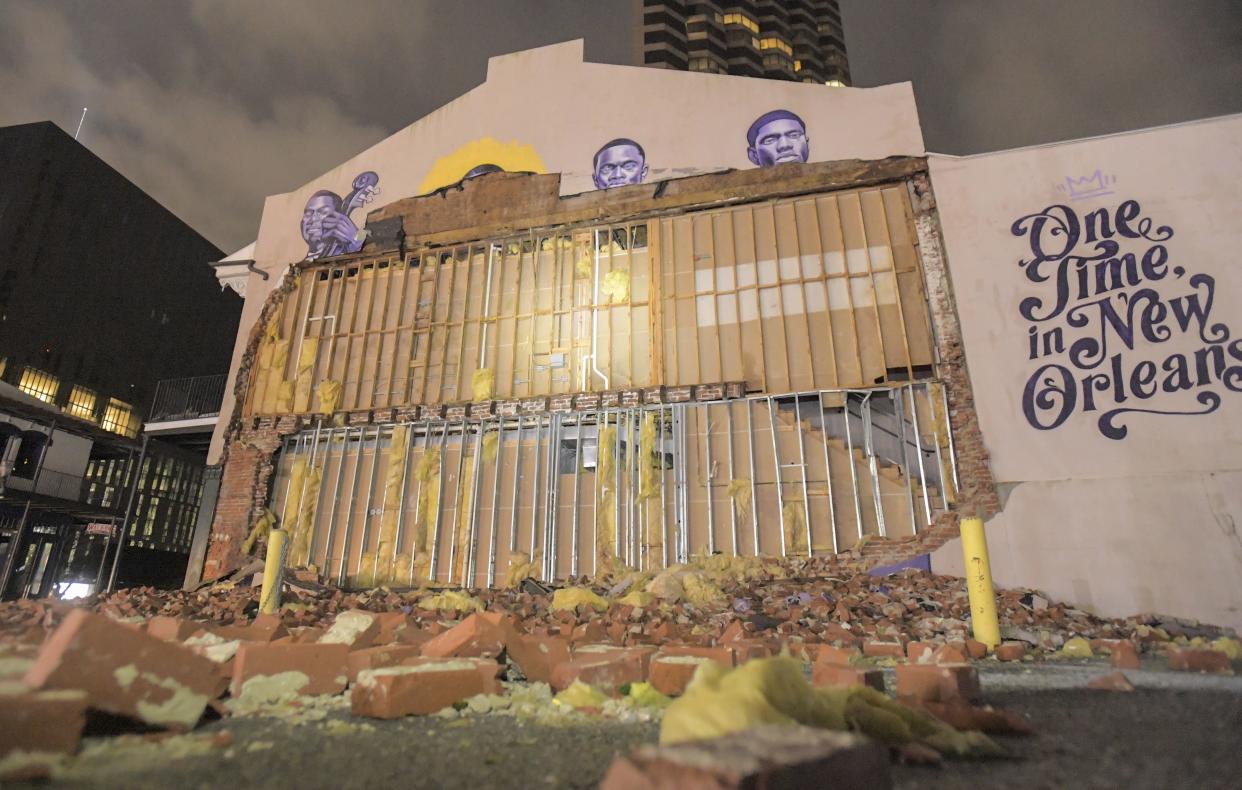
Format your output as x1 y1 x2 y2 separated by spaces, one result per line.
74 107 88 141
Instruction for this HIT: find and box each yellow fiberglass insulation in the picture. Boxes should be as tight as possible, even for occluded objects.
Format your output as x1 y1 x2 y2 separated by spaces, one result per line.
505 552 539 588
292 337 319 412
371 425 409 585
681 571 726 607
661 657 1004 758
782 500 809 556
726 479 753 517
265 339 291 414
451 458 476 584
417 590 484 613
637 414 659 502
549 587 609 613
241 509 277 556
595 425 617 570
481 431 499 463
280 456 308 544
471 368 495 401
601 269 630 304
291 464 321 567
317 379 343 414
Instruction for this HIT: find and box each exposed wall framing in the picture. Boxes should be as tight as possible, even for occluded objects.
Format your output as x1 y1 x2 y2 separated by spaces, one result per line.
247 185 935 417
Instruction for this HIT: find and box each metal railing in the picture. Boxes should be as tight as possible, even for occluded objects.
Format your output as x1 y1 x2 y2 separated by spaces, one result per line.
148 374 227 423
269 381 958 589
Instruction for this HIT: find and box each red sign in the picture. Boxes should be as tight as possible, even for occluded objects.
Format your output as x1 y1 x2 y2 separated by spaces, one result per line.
85 522 116 538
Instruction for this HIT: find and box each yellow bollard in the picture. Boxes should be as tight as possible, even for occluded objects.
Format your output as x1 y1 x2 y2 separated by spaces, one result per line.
259 529 288 615
959 516 1001 649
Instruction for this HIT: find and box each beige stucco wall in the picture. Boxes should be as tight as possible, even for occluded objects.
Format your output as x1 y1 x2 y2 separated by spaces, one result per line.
209 39 925 463
928 115 1242 630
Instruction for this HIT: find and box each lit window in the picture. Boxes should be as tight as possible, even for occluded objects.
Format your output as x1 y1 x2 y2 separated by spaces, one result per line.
723 12 759 33
66 385 97 421
825 79 846 87
18 367 59 404
794 60 802 71
101 399 140 438
759 37 793 56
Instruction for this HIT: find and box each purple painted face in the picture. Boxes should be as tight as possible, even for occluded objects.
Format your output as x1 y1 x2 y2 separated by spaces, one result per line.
301 194 338 243
749 118 810 167
593 144 648 189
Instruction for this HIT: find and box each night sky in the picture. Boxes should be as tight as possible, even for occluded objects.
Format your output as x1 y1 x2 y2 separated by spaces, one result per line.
1 0 1239 252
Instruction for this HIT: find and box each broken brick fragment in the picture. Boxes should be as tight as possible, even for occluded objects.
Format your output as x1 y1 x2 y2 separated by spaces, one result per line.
903 698 1034 735
351 663 487 719
145 616 199 643
813 644 861 666
400 656 501 694
1087 671 1136 692
994 642 1026 662
0 688 89 757
648 648 734 696
599 724 891 790
811 663 885 692
419 614 506 659
506 634 571 684
318 610 379 651
863 640 906 659
551 646 654 694
894 663 982 704
230 642 350 698
23 610 225 730
1166 647 1232 674
1109 641 1141 670
346 645 425 683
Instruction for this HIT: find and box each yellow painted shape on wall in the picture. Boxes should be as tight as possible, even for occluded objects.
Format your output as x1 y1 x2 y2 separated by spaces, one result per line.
417 138 546 194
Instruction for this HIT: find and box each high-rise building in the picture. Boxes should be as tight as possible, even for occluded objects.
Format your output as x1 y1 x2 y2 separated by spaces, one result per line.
637 1 850 85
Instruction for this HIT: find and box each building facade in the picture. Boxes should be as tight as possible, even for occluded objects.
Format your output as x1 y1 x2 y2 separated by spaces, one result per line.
0 121 243 598
638 0 850 85
198 41 1242 631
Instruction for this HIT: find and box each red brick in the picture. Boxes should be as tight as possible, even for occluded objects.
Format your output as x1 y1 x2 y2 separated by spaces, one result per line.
648 647 734 696
346 645 425 683
400 656 501 694
600 725 890 790
0 689 89 757
318 610 379 651
419 614 505 659
551 646 654 694
352 664 487 719
813 644 861 666
571 621 607 644
1109 641 1141 670
24 610 225 730
506 634 571 684
863 640 906 659
895 663 982 704
812 663 885 692
145 616 199 643
1167 647 1232 674
931 644 970 664
719 620 746 643
994 642 1026 662
1087 671 1136 692
964 639 988 659
230 643 350 698
906 641 937 663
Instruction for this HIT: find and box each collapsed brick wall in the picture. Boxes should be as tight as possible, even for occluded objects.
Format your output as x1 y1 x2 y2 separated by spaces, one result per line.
200 165 1001 584
849 173 1002 570
202 263 305 581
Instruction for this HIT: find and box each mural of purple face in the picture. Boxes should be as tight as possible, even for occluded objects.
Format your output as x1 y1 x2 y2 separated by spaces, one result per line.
593 138 648 189
746 110 810 167
300 171 380 261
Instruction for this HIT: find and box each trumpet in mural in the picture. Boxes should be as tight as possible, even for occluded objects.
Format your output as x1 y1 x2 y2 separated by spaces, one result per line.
300 170 381 261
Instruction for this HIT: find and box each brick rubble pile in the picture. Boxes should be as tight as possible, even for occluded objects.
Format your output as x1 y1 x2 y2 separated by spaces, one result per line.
1 557 1237 784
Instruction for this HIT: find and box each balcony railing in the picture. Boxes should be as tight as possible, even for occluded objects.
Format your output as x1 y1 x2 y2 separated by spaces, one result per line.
148 374 227 423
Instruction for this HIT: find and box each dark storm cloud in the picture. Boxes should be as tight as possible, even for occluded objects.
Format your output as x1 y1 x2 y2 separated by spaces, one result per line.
840 0 1242 154
0 1 1238 252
